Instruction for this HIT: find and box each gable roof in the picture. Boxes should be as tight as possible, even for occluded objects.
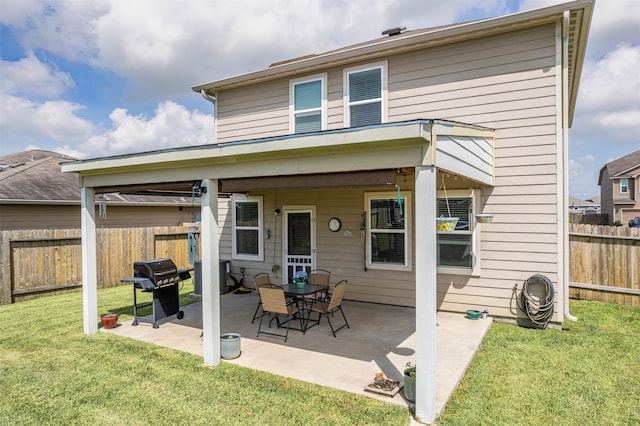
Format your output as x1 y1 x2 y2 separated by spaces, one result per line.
192 0 594 125
598 150 640 185
0 150 196 205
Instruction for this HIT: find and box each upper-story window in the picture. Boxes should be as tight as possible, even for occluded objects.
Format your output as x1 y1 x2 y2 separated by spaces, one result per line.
344 62 387 127
290 74 326 133
620 178 629 194
232 195 264 261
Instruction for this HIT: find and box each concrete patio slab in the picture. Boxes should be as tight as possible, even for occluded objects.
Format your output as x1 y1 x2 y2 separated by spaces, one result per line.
101 291 491 416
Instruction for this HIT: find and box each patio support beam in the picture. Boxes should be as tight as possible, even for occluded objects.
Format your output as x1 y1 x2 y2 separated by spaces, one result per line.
200 178 221 366
80 186 98 335
414 166 437 424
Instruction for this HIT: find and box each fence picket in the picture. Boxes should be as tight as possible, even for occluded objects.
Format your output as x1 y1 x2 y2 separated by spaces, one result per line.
0 225 198 304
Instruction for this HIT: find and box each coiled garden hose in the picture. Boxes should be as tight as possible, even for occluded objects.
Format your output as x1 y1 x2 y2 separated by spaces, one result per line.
517 274 555 329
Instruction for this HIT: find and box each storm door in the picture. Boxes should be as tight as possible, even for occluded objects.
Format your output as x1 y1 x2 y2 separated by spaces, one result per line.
284 207 315 283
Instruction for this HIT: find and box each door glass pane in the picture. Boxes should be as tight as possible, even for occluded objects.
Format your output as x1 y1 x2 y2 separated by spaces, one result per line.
288 213 311 255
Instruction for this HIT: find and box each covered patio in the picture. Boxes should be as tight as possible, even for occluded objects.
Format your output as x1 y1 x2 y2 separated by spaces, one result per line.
101 291 492 414
63 119 496 422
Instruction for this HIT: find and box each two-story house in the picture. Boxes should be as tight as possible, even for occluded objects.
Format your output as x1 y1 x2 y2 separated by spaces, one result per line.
62 1 594 422
598 150 640 225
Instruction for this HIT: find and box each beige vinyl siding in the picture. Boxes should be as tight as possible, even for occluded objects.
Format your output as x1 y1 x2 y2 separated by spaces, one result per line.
385 24 560 317
213 23 562 319
216 80 289 142
217 187 416 307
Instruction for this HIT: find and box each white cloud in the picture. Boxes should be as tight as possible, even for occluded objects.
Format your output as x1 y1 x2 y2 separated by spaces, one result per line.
572 42 640 141
79 101 213 158
0 52 74 98
0 93 95 144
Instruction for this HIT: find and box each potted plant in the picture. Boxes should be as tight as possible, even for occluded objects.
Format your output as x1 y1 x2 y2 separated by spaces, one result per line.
293 270 308 288
404 362 416 402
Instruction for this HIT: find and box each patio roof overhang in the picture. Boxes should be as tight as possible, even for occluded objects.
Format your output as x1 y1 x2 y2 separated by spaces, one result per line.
61 119 495 192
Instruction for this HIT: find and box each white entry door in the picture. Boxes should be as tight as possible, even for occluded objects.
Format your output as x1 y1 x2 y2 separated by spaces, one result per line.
284 207 315 283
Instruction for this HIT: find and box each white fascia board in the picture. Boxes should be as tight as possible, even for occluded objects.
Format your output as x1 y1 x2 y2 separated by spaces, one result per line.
61 122 430 176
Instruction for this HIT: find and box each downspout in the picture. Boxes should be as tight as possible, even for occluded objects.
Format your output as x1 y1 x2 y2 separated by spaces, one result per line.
201 90 216 105
562 10 577 322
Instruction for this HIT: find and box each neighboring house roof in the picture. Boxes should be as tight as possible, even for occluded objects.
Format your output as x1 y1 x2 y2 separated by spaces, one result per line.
569 196 599 208
0 150 196 205
598 149 640 185
192 0 593 125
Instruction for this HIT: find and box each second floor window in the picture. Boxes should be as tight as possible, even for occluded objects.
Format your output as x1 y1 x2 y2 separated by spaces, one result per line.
291 75 325 133
345 62 386 127
620 178 629 194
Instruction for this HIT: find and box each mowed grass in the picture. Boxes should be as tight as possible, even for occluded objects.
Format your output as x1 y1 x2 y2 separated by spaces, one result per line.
438 300 640 425
1 282 638 425
0 282 408 425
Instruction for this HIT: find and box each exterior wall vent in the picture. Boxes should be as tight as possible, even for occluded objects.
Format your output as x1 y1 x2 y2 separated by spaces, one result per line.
382 26 407 36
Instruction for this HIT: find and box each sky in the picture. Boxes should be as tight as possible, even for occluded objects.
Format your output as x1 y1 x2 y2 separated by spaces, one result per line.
0 0 638 199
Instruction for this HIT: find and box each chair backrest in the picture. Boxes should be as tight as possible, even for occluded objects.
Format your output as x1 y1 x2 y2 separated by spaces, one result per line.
327 280 347 310
309 269 331 286
258 286 289 315
253 273 271 290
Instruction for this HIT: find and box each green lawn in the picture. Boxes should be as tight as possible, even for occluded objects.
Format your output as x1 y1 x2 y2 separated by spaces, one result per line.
1 283 638 425
438 300 640 425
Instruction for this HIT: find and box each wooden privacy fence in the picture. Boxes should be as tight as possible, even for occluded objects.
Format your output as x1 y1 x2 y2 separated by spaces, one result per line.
0 225 197 304
569 223 639 306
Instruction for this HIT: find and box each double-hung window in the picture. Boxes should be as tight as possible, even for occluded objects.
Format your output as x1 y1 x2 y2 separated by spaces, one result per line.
232 196 263 260
365 191 411 271
437 189 480 275
620 178 629 194
291 74 326 133
344 62 386 127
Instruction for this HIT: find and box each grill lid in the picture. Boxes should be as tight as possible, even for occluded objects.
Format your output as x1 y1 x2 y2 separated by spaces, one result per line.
133 258 179 287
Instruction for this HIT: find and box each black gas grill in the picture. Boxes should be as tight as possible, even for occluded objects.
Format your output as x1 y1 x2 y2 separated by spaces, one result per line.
121 258 190 328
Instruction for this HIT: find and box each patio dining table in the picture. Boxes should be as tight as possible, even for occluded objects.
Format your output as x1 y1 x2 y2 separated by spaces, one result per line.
281 283 329 332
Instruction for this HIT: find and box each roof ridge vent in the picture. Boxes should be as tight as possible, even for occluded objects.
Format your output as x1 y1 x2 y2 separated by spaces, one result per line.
382 26 407 37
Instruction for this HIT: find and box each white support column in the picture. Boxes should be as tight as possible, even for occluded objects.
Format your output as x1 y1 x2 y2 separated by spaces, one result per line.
200 179 221 366
414 166 437 424
80 186 98 335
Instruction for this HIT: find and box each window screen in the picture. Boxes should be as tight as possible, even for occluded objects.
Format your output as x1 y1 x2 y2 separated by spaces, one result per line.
348 67 382 127
234 200 260 257
370 198 405 265
294 79 322 133
437 196 473 268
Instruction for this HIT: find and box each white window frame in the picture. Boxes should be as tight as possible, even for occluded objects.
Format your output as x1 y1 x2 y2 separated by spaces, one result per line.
620 178 629 194
436 189 481 277
232 195 264 261
364 191 412 272
343 61 387 128
289 73 327 134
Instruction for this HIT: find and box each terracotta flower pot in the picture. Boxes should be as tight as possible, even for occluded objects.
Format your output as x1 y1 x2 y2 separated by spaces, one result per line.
100 313 119 329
